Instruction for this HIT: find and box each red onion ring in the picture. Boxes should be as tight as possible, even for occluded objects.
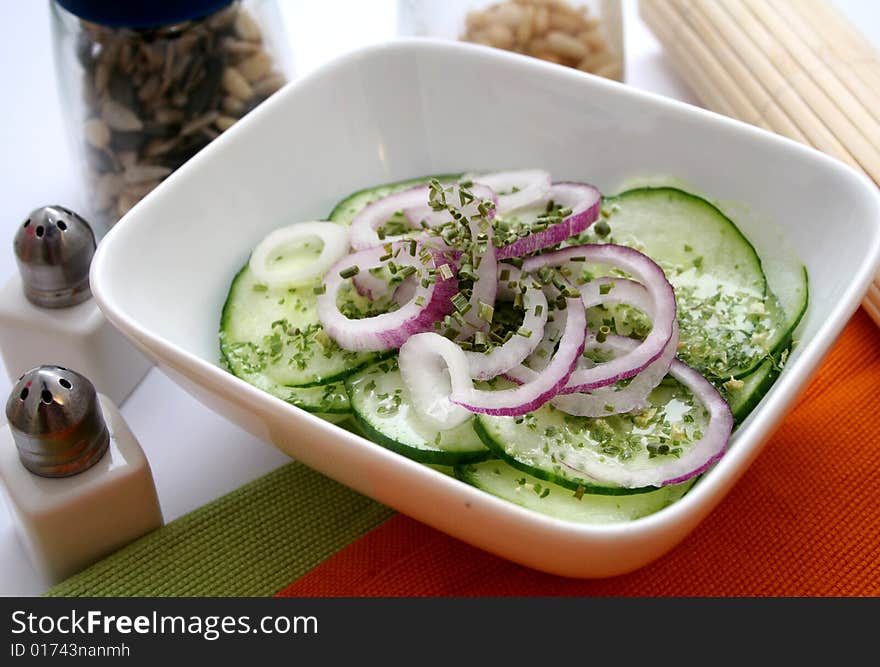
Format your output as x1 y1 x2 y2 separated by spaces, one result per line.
456 217 498 339
316 242 458 351
496 182 600 259
402 183 496 230
400 295 585 423
522 244 676 390
551 323 679 417
464 266 548 380
466 169 552 214
556 334 733 488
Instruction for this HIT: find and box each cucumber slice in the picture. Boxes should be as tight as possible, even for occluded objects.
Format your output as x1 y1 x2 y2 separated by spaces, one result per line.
592 188 787 379
220 265 381 388
456 460 695 523
346 359 492 465
328 173 461 226
474 377 712 495
724 357 780 424
220 341 351 414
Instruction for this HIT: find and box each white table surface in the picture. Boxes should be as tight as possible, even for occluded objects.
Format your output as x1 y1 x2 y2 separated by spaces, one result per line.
0 0 875 596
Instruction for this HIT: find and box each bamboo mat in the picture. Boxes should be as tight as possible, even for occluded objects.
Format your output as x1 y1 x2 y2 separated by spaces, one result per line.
640 0 880 326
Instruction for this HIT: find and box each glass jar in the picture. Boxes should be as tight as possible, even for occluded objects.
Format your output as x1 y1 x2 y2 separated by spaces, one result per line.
397 0 624 81
51 0 292 233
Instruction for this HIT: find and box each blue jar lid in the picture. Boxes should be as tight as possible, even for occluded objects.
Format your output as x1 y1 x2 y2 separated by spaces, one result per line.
56 0 234 29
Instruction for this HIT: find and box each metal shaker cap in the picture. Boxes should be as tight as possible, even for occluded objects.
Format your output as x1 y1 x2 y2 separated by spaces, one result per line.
5 366 109 478
13 206 96 308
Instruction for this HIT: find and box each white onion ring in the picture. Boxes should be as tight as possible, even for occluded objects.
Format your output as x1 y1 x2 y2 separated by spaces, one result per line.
464 266 548 380
496 182 601 259
556 335 733 488
248 221 349 288
522 244 676 390
466 169 551 214
399 296 586 423
316 242 457 351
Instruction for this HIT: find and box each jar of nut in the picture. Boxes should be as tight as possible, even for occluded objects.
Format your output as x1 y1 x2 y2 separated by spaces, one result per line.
51 0 291 234
398 0 624 81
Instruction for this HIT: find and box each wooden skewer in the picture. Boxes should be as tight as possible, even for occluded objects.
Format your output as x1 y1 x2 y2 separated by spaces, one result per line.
682 0 860 170
798 0 880 104
640 0 744 122
738 0 880 182
769 0 880 127
656 0 807 142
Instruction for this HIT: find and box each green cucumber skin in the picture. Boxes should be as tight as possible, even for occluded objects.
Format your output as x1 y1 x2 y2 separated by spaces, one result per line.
345 360 492 466
219 263 387 388
349 411 494 466
472 418 659 497
328 173 462 225
605 186 766 292
454 460 696 523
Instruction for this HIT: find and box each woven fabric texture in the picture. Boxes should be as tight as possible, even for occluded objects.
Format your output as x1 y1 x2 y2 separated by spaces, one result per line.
277 309 880 597
46 461 394 597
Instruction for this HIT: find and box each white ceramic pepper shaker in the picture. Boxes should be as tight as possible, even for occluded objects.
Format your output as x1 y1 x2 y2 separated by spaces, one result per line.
0 205 151 404
0 366 163 585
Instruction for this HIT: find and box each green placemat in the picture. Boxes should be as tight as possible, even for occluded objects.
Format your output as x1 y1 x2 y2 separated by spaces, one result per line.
45 461 394 597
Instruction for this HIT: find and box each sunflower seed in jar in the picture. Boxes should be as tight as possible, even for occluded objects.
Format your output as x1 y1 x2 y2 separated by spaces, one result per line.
215 115 238 132
237 51 272 82
234 11 262 42
84 118 111 149
65 4 287 230
221 67 253 101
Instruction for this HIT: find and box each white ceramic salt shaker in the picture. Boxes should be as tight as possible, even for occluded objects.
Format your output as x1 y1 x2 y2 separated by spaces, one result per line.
0 205 151 405
0 365 163 585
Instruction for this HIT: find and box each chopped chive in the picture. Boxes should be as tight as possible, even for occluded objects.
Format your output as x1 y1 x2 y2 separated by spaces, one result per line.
312 284 326 295
415 295 426 307
599 281 614 295
534 304 544 317
451 292 470 313
596 324 611 343
499 268 511 282
339 265 360 279
438 263 454 280
478 301 494 323
569 256 586 262
398 265 417 279
516 327 532 338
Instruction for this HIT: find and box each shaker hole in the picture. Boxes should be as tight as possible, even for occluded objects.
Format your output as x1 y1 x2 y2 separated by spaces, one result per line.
41 390 53 404
19 387 29 400
35 226 44 238
57 221 68 231
59 378 72 389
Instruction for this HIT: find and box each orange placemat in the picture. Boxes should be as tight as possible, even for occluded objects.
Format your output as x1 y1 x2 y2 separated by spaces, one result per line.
278 309 880 597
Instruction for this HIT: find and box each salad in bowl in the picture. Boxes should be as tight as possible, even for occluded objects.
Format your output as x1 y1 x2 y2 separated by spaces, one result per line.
219 169 808 523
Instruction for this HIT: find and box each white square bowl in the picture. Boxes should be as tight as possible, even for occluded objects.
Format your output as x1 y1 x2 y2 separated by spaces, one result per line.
90 40 880 578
